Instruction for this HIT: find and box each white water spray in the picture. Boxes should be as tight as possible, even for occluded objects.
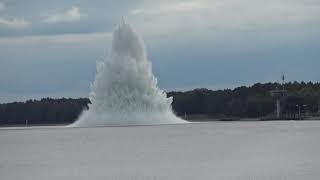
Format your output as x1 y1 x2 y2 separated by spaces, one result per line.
71 20 186 127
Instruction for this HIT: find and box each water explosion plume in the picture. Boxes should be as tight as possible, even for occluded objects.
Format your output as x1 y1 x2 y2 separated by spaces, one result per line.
71 20 186 127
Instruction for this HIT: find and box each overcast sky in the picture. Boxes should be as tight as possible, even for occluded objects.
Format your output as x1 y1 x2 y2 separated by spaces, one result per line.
0 0 319 102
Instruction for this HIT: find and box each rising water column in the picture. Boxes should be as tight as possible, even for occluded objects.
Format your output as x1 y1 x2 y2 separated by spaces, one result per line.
71 21 186 127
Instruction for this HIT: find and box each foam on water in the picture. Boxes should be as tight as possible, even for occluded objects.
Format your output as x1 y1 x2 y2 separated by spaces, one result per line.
71 20 186 127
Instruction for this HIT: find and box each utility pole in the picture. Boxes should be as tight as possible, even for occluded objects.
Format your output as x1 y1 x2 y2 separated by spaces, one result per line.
270 74 287 119
296 105 301 120
282 74 285 91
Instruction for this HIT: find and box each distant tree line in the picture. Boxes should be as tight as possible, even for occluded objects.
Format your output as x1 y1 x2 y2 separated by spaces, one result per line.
168 82 320 118
0 98 90 126
0 82 320 125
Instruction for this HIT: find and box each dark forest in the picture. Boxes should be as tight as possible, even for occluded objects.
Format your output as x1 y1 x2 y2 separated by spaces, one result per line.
1 81 320 126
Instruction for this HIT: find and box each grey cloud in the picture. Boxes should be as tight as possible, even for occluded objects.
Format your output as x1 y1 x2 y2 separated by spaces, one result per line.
44 6 81 23
0 17 28 28
0 0 320 102
0 0 141 37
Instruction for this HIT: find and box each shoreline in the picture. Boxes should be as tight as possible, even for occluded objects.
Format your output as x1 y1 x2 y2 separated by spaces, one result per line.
1 118 320 128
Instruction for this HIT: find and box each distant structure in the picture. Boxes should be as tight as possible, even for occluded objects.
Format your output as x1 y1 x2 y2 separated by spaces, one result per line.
270 74 288 119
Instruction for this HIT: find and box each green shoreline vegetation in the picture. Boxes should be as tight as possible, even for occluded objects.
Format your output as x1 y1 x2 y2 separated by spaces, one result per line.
1 81 320 126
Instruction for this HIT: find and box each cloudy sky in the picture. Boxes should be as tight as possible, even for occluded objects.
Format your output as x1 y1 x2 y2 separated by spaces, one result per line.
0 0 319 102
